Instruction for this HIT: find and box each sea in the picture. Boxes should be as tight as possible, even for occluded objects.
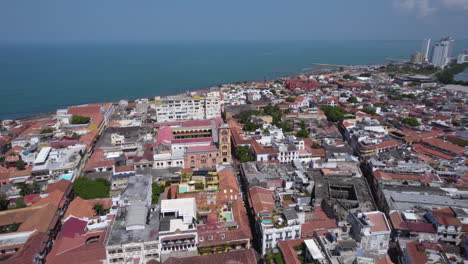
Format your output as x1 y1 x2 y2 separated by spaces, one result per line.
1 40 468 120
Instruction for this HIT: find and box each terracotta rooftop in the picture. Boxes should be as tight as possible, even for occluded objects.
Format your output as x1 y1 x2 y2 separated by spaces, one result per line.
248 186 275 214
365 211 390 233
422 137 465 154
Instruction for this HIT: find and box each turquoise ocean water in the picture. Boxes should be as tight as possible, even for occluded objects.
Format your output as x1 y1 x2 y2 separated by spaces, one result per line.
1 40 467 119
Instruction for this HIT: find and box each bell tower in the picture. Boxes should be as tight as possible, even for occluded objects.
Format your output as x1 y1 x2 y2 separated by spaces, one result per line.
218 123 232 163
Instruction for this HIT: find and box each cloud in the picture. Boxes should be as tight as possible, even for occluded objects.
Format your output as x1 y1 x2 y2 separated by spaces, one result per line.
394 0 436 16
442 0 468 9
394 0 468 16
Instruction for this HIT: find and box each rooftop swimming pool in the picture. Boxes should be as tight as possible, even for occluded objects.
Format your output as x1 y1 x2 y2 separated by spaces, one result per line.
224 213 233 221
179 185 189 193
60 173 73 181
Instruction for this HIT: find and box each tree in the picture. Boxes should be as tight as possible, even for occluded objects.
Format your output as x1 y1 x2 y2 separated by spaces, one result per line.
73 177 110 199
319 106 346 122
278 121 293 132
347 96 358 104
270 89 277 95
296 129 309 138
11 198 26 210
194 182 204 190
402 117 420 127
343 74 355 80
93 203 105 216
18 182 33 196
70 115 91 125
340 92 347 97
40 127 53 134
0 194 9 211
362 108 377 116
17 182 41 196
280 90 286 95
359 72 371 77
31 181 41 194
152 182 166 203
243 121 261 132
16 159 25 170
285 96 295 103
236 146 255 163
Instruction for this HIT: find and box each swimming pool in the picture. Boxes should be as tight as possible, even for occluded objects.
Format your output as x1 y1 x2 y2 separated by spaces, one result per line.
179 185 188 193
60 173 73 181
224 213 233 221
262 220 272 224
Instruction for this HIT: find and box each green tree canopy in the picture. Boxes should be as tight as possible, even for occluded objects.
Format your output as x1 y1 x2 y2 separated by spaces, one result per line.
93 203 105 216
319 106 347 122
402 117 420 127
40 127 53 134
70 115 91 125
347 96 358 104
73 177 110 199
236 146 255 163
296 129 309 138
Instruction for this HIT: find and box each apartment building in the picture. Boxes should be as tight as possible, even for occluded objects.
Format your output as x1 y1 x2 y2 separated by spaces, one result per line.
154 92 222 122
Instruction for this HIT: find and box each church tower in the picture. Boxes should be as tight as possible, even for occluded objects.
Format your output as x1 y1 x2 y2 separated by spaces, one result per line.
218 123 232 163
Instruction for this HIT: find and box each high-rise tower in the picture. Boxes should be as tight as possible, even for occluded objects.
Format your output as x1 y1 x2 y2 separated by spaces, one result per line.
421 38 431 62
431 37 455 68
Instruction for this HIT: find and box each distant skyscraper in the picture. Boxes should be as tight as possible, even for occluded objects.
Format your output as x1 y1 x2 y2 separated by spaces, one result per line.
457 49 468 64
421 39 431 62
410 52 425 64
431 37 455 68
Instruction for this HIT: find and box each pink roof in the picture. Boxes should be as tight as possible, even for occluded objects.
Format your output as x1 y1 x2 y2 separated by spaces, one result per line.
61 217 87 237
181 120 213 127
186 145 218 152
172 137 214 144
157 126 173 143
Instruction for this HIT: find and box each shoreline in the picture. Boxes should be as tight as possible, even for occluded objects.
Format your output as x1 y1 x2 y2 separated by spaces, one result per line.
0 63 390 122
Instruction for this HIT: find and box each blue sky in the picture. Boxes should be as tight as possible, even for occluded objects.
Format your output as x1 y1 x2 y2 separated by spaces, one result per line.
0 0 467 43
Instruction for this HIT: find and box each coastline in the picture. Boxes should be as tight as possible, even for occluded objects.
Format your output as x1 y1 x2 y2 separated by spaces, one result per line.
0 68 329 121
0 64 388 122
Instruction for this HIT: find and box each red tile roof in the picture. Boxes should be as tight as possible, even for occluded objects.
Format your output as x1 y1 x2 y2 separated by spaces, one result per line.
366 211 390 233
248 186 275 214
278 238 305 264
405 241 428 264
413 143 455 160
422 137 465 154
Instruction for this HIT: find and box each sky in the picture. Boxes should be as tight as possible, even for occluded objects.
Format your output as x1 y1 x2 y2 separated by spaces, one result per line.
0 0 467 43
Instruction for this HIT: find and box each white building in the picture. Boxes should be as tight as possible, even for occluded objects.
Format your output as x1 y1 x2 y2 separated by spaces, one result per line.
106 175 159 264
347 211 391 259
457 49 468 64
154 92 222 122
159 198 198 262
421 38 431 62
431 37 454 68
